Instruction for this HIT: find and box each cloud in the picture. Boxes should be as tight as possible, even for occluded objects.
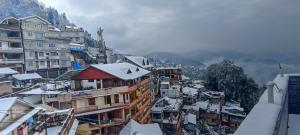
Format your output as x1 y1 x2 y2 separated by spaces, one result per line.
39 0 300 55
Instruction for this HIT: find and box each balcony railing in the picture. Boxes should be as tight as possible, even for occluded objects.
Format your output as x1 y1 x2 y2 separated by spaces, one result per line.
74 103 125 114
0 58 24 64
0 47 23 52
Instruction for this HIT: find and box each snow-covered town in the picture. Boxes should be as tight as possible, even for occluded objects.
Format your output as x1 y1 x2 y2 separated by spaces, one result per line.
0 0 299 135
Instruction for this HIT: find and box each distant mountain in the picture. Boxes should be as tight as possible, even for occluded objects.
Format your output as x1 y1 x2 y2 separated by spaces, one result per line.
146 52 205 67
147 51 300 85
0 0 71 27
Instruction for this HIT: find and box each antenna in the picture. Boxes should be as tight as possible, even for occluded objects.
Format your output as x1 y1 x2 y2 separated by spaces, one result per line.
278 63 283 77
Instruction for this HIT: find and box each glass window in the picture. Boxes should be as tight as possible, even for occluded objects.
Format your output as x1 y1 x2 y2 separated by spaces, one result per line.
39 52 44 57
35 32 44 39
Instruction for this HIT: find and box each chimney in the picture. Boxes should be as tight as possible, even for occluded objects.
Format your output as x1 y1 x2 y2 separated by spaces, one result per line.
267 81 275 104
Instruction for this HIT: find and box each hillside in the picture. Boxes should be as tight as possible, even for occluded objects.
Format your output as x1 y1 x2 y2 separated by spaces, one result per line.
0 0 71 27
147 51 300 85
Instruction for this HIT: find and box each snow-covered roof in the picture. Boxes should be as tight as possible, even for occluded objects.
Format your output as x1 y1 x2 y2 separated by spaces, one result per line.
207 104 220 114
193 84 204 89
203 91 225 98
91 63 150 80
19 15 51 24
0 108 41 135
69 43 84 46
195 100 209 110
161 81 170 85
181 75 190 80
235 74 300 135
184 113 197 125
222 105 246 117
182 87 198 96
19 82 70 95
125 56 153 69
0 97 18 122
152 97 182 112
120 119 163 135
12 73 42 81
0 67 18 76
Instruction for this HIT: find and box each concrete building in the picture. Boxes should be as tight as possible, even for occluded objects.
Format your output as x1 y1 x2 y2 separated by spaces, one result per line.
0 17 24 73
151 97 183 135
70 62 152 135
155 65 182 85
19 16 70 78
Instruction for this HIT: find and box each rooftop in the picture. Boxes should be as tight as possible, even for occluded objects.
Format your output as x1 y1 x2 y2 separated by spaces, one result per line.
0 67 18 76
235 74 300 135
124 55 153 69
152 97 182 112
12 73 42 81
182 87 199 96
120 119 163 135
91 62 151 80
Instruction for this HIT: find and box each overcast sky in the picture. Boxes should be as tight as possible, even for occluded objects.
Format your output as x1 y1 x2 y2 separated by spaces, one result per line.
39 0 300 55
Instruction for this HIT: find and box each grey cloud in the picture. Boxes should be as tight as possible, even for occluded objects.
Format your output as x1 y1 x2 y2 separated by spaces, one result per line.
43 0 300 55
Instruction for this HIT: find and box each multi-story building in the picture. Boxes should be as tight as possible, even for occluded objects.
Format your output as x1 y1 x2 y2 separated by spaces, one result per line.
151 97 183 135
221 103 246 134
70 62 152 135
155 65 182 85
19 16 71 78
0 17 24 73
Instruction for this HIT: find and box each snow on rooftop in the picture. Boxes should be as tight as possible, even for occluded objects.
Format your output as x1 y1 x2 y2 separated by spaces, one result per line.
182 87 198 96
0 67 18 76
195 100 209 110
184 113 197 125
0 97 18 122
207 104 220 114
193 84 204 89
182 75 190 80
125 56 153 69
0 108 41 135
69 43 84 46
222 104 246 117
152 97 182 112
120 119 162 135
91 63 150 80
19 82 70 95
234 74 300 135
13 73 42 81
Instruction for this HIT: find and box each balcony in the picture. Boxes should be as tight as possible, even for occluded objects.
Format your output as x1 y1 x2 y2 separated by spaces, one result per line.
74 103 126 114
71 86 129 99
128 78 150 92
0 47 23 53
0 58 24 64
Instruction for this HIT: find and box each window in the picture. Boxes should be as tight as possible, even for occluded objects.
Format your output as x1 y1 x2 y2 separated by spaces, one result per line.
37 42 43 47
51 60 59 65
88 98 96 105
105 96 111 104
39 52 44 57
114 94 119 103
35 32 44 39
27 32 32 37
0 42 2 47
40 61 45 66
88 79 94 82
29 52 34 57
49 43 55 47
50 52 58 56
